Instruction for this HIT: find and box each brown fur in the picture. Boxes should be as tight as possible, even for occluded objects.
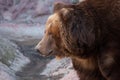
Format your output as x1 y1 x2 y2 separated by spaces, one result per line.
35 0 120 80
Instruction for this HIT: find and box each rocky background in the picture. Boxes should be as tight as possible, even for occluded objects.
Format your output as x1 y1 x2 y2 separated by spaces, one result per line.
0 0 81 80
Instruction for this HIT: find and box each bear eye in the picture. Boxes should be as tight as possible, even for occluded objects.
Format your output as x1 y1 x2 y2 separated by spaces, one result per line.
48 32 52 35
44 30 52 35
48 32 55 38
44 30 46 33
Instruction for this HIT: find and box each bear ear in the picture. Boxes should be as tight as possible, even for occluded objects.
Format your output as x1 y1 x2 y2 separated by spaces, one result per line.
59 8 72 21
53 2 66 12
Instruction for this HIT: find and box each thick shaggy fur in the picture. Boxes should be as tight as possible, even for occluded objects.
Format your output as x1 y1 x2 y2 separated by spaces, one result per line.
35 0 120 80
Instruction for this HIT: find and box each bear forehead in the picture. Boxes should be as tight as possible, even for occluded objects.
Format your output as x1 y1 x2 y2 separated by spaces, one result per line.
45 13 61 36
46 13 60 28
47 13 60 24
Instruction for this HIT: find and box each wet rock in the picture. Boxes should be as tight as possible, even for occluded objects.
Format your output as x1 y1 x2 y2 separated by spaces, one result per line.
40 58 79 80
0 36 30 80
9 49 30 72
0 37 30 69
0 38 16 66
0 62 16 80
40 58 73 77
60 70 79 80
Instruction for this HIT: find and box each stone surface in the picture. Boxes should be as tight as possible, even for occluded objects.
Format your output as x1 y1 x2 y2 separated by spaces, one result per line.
0 62 16 80
0 36 30 80
0 38 16 66
40 58 73 77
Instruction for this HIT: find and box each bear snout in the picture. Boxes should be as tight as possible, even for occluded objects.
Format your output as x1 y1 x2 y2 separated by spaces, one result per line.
35 44 53 57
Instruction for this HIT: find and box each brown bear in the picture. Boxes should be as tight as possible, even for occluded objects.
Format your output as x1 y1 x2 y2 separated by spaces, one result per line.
35 0 120 80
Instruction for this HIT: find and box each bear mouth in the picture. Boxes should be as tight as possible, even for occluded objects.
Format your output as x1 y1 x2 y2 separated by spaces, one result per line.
39 50 53 57
46 50 53 56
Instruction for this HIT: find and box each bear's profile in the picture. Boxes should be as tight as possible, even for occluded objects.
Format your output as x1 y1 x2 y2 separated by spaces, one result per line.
35 0 120 80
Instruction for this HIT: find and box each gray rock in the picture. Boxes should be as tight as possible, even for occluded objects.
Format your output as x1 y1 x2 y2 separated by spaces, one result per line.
0 38 16 66
40 58 73 77
0 62 16 80
0 36 30 80
0 37 30 71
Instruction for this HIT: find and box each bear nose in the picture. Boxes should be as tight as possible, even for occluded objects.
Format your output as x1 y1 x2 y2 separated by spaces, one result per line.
34 47 41 53
35 49 41 54
36 49 40 53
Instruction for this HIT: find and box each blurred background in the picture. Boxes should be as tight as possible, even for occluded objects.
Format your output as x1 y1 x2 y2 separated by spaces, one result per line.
0 0 81 80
